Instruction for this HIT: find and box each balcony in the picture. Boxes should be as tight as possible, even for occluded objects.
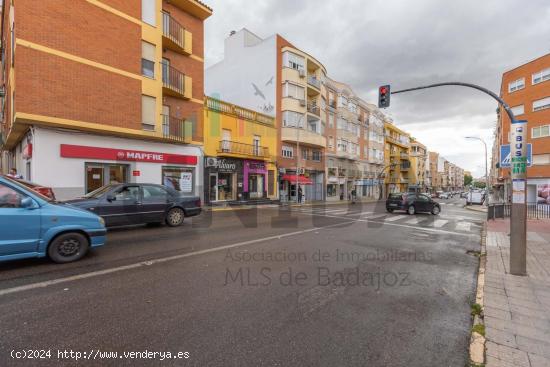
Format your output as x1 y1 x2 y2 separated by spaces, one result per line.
307 75 321 90
205 97 275 126
400 152 409 159
281 127 326 148
328 167 337 177
162 63 191 99
385 135 410 148
162 114 190 143
307 103 320 116
218 140 270 159
162 12 192 55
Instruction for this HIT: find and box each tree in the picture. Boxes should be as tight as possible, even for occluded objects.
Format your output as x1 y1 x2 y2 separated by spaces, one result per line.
464 174 473 186
473 181 486 189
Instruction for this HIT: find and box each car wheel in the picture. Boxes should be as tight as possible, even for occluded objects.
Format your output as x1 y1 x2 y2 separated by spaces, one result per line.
48 232 89 263
432 206 440 215
407 205 416 215
166 208 184 227
386 208 394 213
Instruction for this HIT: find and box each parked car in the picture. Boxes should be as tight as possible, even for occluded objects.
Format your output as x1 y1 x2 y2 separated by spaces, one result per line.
386 192 441 215
467 191 485 205
439 192 450 199
435 191 444 198
0 174 56 200
0 175 106 263
64 183 201 227
460 192 469 199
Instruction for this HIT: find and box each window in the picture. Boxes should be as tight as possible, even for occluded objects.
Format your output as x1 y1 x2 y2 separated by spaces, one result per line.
283 51 305 71
142 185 169 199
508 78 525 93
338 96 348 107
302 148 309 160
283 82 305 100
312 150 321 162
532 68 550 85
532 125 550 138
510 105 524 116
163 167 193 193
533 96 550 112
0 183 27 208
328 113 334 128
282 146 293 158
141 41 155 78
114 186 141 202
282 111 304 128
327 184 337 197
253 135 261 156
328 136 334 149
307 119 319 134
142 95 156 130
142 0 156 26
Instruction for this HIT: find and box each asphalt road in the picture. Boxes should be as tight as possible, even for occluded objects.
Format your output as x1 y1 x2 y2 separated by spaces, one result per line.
0 197 484 366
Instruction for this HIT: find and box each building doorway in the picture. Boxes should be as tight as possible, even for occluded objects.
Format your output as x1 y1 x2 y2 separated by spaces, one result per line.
85 163 129 193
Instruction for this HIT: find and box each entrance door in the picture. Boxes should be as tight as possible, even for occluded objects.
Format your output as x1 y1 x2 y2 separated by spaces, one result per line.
162 105 170 136
86 165 105 193
209 173 218 202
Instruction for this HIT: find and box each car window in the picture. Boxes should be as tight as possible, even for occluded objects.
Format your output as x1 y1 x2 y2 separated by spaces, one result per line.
389 193 403 199
84 185 113 199
142 185 169 199
417 195 430 202
0 183 28 208
407 194 417 200
114 186 140 201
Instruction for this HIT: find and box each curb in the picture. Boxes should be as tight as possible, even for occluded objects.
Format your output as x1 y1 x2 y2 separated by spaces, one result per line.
469 221 487 366
465 205 488 214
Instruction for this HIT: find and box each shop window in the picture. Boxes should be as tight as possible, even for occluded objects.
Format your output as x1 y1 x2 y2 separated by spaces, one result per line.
327 184 337 197
162 167 194 194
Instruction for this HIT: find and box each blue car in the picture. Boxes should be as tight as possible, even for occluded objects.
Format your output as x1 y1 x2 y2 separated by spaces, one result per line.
0 176 106 263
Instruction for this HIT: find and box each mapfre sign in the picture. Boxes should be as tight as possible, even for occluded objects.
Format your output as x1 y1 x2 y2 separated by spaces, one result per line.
60 144 197 165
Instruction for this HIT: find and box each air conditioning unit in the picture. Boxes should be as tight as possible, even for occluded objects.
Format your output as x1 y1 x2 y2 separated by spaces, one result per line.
298 69 306 78
299 99 306 107
205 157 218 167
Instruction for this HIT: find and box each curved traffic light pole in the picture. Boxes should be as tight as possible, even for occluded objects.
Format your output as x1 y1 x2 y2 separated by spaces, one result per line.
388 82 527 276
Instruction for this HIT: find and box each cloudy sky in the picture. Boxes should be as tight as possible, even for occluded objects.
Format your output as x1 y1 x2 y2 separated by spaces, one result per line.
201 0 550 178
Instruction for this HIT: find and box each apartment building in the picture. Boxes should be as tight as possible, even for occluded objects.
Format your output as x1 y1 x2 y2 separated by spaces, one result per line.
205 29 326 202
0 0 211 200
495 52 550 204
324 78 379 201
202 97 277 204
409 138 427 191
384 121 411 194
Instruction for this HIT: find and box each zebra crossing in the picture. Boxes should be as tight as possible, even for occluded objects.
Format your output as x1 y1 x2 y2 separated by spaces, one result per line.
286 206 481 233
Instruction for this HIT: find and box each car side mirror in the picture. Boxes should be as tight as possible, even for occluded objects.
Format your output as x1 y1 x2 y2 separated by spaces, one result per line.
20 197 35 209
106 194 116 202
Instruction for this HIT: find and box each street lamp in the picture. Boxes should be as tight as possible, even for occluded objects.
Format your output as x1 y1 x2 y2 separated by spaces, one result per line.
465 136 489 206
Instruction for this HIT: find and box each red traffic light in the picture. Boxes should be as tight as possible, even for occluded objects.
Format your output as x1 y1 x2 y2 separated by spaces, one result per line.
380 87 387 94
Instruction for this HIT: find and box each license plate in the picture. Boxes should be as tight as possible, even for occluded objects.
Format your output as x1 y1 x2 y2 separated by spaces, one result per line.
389 203 397 207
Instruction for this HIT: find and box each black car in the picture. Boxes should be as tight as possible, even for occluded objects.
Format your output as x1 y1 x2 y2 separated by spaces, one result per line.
386 192 441 215
65 184 201 227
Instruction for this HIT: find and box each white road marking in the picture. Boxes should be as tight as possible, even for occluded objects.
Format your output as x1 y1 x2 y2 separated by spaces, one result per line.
455 222 472 232
0 220 358 297
433 219 449 228
384 215 408 222
365 213 387 219
405 217 428 225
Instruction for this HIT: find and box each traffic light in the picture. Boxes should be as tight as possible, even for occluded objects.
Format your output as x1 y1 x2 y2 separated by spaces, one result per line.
378 85 391 108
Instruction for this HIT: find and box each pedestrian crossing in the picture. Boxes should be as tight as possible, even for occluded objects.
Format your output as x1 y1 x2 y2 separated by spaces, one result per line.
286 206 481 233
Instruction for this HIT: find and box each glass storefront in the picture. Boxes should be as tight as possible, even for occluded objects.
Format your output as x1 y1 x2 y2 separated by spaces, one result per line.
162 166 194 194
85 163 129 193
217 172 235 201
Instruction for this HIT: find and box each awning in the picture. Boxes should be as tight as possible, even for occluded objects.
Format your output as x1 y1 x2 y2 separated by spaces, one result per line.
282 174 313 185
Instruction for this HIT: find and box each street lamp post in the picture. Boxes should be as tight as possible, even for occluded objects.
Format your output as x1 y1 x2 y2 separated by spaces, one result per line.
465 136 489 206
295 114 304 205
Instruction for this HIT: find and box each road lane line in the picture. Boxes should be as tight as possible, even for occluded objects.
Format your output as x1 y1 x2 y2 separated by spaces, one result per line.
0 220 357 297
455 222 471 232
364 214 387 219
433 219 448 228
384 215 408 222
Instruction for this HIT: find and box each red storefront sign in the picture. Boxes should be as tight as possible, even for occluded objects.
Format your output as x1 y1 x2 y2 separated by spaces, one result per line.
132 170 141 177
60 144 197 165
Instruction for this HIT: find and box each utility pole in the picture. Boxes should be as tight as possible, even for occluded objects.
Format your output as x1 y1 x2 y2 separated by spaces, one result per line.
388 81 526 275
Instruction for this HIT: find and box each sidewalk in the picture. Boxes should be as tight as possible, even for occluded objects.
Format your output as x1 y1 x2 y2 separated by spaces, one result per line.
205 198 381 211
483 219 550 367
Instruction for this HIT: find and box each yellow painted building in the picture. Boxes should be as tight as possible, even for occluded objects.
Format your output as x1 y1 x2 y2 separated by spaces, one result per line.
203 97 278 204
384 121 411 194
409 138 428 190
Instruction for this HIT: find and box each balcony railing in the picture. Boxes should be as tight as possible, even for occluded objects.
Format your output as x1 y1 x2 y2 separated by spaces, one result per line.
218 140 269 158
205 97 274 126
162 12 190 54
386 135 410 148
162 62 186 98
307 103 320 116
162 114 187 143
307 75 321 89
328 168 337 177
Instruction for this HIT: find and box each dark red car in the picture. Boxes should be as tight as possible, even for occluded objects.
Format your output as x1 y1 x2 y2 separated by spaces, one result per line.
1 175 56 200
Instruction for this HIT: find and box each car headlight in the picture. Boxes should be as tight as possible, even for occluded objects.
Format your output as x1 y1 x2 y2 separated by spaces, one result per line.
98 217 105 227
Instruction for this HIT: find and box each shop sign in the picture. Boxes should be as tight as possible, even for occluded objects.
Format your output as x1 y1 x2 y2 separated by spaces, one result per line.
60 144 197 165
132 170 141 177
212 158 238 172
180 172 193 193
